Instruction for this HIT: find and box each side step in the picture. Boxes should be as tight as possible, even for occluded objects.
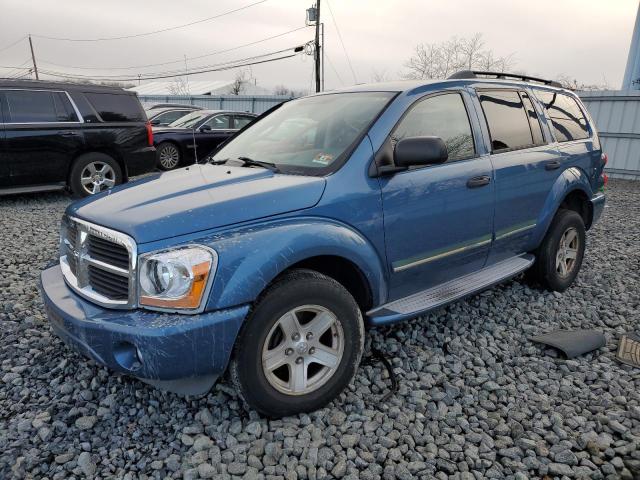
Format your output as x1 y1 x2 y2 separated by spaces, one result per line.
367 254 535 325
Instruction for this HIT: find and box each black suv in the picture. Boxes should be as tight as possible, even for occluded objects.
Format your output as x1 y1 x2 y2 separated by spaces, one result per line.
0 80 156 197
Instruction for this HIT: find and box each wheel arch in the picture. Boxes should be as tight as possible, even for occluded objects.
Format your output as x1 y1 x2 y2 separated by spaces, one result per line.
530 167 595 248
67 149 126 185
204 218 387 313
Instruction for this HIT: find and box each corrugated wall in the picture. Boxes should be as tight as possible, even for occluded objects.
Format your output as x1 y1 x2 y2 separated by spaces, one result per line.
138 94 291 115
579 90 640 179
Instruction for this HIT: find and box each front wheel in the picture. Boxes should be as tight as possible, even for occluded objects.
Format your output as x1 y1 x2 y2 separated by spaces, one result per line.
528 209 586 292
229 269 365 418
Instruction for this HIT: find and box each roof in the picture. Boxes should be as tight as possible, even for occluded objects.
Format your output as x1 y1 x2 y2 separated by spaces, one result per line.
0 78 130 94
128 80 272 96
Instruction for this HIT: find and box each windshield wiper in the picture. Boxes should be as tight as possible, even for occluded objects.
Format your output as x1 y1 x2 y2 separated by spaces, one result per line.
235 156 280 173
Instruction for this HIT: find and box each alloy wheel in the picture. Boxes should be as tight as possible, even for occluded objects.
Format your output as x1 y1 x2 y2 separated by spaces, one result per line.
261 305 344 396
80 161 116 195
556 227 579 277
159 145 180 169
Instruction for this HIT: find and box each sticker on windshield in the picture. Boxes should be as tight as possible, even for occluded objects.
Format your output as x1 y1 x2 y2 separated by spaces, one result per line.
313 153 334 165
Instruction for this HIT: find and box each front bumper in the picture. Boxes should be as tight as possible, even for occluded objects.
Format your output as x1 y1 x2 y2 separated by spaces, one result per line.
124 146 156 177
590 192 606 226
40 264 248 395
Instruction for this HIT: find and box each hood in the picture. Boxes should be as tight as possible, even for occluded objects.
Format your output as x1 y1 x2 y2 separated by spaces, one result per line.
68 164 326 244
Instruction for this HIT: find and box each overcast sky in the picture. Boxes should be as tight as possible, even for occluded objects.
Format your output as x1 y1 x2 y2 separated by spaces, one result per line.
0 0 637 92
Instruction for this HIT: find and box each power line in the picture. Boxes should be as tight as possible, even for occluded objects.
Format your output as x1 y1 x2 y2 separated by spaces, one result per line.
324 52 344 86
31 0 268 42
38 46 306 82
325 0 357 84
36 25 312 71
0 36 26 54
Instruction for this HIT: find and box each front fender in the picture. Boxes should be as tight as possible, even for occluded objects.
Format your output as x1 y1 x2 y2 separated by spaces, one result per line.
528 167 594 249
202 217 387 311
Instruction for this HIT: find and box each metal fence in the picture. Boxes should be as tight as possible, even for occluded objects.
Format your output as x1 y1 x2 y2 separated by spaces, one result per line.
138 94 292 115
579 90 640 179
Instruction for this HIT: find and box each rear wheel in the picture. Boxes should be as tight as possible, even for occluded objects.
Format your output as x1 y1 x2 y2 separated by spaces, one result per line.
69 153 122 197
229 269 365 418
528 209 586 292
156 142 181 170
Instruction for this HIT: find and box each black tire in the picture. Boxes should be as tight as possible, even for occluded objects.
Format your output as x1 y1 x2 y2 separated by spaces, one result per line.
69 153 122 198
527 209 586 292
229 269 365 418
156 142 181 170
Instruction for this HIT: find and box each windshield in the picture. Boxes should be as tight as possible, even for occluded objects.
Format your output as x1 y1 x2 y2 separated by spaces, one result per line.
169 111 209 128
212 92 394 174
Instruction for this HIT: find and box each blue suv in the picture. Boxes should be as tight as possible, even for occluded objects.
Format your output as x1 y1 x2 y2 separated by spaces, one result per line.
41 71 606 417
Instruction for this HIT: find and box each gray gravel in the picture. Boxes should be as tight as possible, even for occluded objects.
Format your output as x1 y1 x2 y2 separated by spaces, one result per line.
1 180 639 479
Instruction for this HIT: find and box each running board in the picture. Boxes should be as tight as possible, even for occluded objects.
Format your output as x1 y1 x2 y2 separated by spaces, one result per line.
367 254 535 325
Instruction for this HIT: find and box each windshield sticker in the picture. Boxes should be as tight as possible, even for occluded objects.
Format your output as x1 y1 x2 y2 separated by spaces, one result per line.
312 153 334 165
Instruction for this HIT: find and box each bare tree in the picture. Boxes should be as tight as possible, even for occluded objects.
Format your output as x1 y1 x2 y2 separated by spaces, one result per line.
229 69 252 95
371 68 390 83
403 33 515 80
555 74 610 91
167 77 190 95
273 85 305 97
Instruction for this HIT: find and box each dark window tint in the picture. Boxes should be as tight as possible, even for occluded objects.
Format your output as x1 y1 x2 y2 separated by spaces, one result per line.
234 115 254 129
393 93 475 161
4 89 78 123
203 114 231 129
479 90 533 152
520 93 544 145
84 92 144 122
536 91 589 142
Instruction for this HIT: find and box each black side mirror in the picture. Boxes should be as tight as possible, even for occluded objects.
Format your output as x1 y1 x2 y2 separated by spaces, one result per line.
394 136 448 168
199 124 212 132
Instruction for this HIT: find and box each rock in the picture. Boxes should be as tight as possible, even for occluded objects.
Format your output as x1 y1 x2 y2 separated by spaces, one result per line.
74 416 97 430
77 452 96 477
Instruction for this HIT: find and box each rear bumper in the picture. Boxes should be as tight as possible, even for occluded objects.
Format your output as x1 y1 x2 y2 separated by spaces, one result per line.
124 146 156 177
590 192 606 226
40 264 248 395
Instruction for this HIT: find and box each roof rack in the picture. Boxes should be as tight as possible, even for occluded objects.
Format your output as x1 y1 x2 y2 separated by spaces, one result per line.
448 70 563 88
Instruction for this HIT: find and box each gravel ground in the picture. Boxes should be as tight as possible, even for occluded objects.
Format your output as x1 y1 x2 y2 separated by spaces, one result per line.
1 180 639 480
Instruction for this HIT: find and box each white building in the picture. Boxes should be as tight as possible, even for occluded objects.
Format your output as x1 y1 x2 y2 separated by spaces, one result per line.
128 80 271 96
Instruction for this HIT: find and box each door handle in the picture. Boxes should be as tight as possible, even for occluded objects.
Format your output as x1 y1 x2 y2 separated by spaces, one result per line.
59 131 79 137
467 175 491 188
545 160 561 170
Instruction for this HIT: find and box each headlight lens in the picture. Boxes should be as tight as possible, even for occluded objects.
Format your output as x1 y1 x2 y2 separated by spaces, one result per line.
138 246 216 310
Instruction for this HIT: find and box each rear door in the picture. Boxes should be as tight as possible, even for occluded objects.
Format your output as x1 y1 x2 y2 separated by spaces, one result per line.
475 88 559 263
2 89 84 187
380 91 495 300
196 114 234 157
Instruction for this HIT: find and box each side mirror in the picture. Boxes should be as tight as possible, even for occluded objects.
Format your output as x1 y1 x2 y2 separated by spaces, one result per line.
394 136 448 168
199 124 212 132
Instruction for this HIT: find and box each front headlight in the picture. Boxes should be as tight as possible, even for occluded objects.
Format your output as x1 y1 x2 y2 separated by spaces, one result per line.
138 246 216 311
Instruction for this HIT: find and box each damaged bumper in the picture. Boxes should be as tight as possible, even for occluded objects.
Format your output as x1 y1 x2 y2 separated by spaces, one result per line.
40 264 248 395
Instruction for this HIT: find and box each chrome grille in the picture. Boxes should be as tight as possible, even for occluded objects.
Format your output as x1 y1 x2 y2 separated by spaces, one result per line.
60 216 137 309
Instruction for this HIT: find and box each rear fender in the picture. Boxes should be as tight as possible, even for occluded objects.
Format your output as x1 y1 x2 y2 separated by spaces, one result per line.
203 217 387 311
528 167 594 249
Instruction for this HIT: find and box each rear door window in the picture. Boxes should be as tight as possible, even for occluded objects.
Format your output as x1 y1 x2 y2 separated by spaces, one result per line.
479 90 534 152
233 115 254 130
536 91 590 142
392 93 475 161
4 89 78 123
84 92 144 122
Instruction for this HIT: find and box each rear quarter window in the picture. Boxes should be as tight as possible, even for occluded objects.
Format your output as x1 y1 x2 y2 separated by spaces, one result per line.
84 92 145 122
536 91 590 142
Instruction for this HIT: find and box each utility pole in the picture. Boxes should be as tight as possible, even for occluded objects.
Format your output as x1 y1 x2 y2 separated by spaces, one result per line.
28 34 39 80
314 0 321 92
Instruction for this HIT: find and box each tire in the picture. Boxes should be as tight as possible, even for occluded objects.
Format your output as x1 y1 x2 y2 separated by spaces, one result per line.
69 153 122 198
156 142 181 170
528 209 586 292
229 269 365 418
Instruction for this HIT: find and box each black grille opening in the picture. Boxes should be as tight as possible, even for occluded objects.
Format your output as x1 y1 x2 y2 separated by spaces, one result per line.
67 254 78 276
88 265 129 300
66 222 78 250
88 235 129 270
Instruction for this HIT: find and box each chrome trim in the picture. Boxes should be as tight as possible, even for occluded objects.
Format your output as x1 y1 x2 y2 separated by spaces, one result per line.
494 222 537 241
393 237 492 273
60 216 137 309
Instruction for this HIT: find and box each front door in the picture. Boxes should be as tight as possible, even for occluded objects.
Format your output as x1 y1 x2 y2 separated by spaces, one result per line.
2 89 84 187
380 91 495 301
